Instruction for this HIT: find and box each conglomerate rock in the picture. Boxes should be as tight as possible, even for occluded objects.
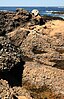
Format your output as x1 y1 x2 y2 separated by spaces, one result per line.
21 20 64 95
0 79 32 99
0 9 45 71
0 36 21 71
0 11 16 36
0 79 11 98
0 9 64 98
22 62 64 95
0 9 45 36
12 87 32 99
6 9 32 33
20 28 64 67
8 27 30 46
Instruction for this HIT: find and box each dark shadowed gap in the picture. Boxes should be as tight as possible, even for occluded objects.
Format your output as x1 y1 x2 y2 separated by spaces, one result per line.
52 60 64 70
0 43 3 50
32 46 47 54
40 18 45 25
0 59 25 87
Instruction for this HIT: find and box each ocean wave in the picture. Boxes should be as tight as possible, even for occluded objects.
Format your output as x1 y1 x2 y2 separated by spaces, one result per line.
46 11 58 13
58 7 64 8
0 10 8 12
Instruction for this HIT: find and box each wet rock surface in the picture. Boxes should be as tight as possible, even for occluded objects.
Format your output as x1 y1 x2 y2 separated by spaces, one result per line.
0 9 64 99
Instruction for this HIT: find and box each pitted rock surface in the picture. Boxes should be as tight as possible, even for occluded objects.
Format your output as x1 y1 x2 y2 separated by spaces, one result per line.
0 37 21 71
0 9 45 36
0 79 11 98
0 9 64 98
20 29 64 67
0 79 32 99
22 62 64 95
8 27 30 46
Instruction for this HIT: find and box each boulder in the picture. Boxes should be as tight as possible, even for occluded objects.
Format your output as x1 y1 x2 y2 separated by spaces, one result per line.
12 87 32 99
31 9 39 16
0 79 11 98
0 11 16 36
0 9 32 35
0 9 45 36
20 29 64 67
30 15 45 25
22 62 64 95
8 27 30 46
6 9 31 33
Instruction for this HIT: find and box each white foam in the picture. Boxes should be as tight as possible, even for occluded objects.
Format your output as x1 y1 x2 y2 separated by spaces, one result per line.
0 10 8 12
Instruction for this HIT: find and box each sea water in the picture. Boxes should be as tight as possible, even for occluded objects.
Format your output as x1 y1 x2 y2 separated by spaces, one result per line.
0 6 64 19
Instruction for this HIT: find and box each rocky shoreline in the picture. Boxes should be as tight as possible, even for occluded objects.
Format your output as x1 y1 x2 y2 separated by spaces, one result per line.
52 11 64 14
0 8 64 99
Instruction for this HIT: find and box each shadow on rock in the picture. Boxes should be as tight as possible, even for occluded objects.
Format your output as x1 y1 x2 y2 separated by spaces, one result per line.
0 59 25 87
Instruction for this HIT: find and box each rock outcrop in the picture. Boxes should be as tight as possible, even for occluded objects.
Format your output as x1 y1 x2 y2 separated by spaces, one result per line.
0 9 45 36
21 20 64 96
23 62 64 94
20 21 64 67
0 9 64 99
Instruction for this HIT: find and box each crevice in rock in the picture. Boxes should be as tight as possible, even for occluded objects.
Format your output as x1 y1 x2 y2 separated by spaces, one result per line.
52 60 64 70
0 59 25 87
40 18 45 25
0 44 3 50
55 47 64 54
12 95 18 99
32 46 47 54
